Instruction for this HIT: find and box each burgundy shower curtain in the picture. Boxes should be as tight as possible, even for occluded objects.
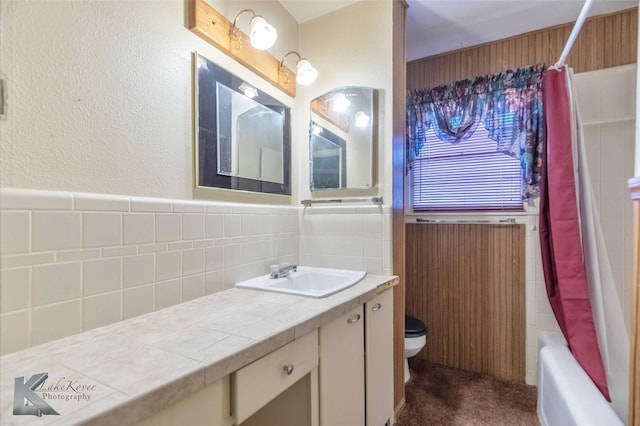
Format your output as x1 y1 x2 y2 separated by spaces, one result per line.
539 67 610 400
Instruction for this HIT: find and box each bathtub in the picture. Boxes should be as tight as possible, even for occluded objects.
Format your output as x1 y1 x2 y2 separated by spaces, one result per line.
537 332 622 426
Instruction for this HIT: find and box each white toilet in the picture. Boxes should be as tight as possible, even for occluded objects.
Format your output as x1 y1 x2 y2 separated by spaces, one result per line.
404 315 427 383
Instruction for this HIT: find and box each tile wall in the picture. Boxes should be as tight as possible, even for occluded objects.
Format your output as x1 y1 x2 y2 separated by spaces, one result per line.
299 205 393 276
525 213 561 384
574 64 636 331
0 189 392 356
0 188 300 355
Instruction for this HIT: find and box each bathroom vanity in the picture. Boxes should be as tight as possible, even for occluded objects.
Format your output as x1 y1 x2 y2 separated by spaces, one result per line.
0 274 397 426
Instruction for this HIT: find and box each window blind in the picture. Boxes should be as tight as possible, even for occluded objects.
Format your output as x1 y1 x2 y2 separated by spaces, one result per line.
411 124 523 212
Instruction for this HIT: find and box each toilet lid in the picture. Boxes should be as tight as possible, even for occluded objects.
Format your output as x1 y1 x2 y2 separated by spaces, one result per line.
405 315 427 336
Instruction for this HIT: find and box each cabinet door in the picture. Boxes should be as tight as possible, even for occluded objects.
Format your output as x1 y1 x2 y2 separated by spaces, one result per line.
366 289 394 426
319 305 365 426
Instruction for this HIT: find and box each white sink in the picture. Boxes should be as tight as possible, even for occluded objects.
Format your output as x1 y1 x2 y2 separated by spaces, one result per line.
235 266 366 298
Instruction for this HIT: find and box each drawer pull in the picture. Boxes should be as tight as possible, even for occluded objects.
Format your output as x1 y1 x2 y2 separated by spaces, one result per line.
347 314 361 324
283 364 294 375
372 303 382 311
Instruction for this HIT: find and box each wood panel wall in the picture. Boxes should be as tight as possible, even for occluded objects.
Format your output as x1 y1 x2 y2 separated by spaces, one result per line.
392 0 409 413
407 7 638 91
406 223 526 382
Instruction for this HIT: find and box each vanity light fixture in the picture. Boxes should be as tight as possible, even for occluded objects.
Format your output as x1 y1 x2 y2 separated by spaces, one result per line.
189 0 297 97
355 111 370 127
230 9 278 51
239 81 258 98
331 93 351 112
279 51 318 85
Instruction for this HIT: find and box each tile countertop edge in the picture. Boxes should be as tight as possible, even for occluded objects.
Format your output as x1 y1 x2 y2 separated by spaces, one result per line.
1 275 398 426
74 368 208 426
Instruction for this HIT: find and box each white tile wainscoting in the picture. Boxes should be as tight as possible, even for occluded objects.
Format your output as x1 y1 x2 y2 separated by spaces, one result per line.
299 205 393 276
0 189 299 355
0 188 393 355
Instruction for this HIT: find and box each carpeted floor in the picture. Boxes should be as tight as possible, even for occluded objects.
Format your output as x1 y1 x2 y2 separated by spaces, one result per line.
395 359 539 426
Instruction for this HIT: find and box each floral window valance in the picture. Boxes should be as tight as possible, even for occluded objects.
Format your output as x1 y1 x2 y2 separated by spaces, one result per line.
407 64 546 201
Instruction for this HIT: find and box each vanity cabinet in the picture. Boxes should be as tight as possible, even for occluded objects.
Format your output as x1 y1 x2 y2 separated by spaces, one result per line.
319 305 366 426
133 289 393 426
365 289 394 426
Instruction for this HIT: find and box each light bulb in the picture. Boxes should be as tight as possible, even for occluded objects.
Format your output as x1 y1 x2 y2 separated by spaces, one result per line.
296 59 318 85
249 16 277 50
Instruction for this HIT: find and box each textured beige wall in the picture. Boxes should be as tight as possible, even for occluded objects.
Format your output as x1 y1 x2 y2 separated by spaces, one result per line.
0 0 298 201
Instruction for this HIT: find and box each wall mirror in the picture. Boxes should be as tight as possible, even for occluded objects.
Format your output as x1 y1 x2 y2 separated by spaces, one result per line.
309 86 374 191
194 53 291 195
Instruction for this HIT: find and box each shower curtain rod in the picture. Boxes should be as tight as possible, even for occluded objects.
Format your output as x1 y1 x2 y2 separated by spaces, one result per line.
555 0 594 68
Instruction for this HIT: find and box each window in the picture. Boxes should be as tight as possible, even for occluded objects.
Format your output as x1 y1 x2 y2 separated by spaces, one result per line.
411 119 523 212
407 65 545 212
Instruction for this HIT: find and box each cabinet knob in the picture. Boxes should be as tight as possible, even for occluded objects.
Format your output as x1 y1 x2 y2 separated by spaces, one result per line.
347 314 361 324
371 303 382 311
283 364 294 375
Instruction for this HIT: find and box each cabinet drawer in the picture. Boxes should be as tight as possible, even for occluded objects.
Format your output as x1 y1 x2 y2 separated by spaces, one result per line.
232 329 318 423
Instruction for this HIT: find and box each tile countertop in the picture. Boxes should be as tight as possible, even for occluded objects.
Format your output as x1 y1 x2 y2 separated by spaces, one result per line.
0 275 398 426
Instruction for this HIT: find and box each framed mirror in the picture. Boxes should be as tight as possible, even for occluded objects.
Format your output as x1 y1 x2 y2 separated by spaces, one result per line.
194 52 291 195
309 86 374 191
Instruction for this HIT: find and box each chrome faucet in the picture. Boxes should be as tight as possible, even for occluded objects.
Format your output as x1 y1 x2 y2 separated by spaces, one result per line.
270 263 297 279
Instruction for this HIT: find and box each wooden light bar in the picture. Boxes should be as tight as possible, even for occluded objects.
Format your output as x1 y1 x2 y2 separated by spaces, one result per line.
188 0 297 97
